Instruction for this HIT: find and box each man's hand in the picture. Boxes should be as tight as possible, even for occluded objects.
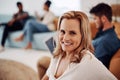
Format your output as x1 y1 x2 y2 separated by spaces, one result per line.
8 18 16 26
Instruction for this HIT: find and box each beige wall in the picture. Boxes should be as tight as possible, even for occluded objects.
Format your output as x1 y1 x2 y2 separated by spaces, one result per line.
79 0 120 21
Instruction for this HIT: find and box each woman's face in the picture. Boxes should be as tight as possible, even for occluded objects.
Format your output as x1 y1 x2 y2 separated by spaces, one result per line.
59 19 82 53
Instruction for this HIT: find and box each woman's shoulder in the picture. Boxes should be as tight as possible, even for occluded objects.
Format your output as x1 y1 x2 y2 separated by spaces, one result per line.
81 50 94 59
79 50 117 80
51 56 61 64
81 49 103 65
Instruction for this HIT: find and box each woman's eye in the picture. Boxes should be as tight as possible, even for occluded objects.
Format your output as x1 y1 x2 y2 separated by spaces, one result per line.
70 31 76 35
60 30 65 34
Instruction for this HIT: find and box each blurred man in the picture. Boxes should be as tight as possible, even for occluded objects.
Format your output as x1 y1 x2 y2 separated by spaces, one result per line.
90 3 120 68
0 2 30 52
15 0 55 49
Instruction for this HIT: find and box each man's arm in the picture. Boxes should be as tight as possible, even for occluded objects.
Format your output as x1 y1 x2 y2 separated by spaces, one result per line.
8 12 29 26
93 41 111 68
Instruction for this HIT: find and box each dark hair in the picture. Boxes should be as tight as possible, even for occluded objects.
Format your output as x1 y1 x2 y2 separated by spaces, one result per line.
90 3 112 22
17 2 22 6
45 0 51 8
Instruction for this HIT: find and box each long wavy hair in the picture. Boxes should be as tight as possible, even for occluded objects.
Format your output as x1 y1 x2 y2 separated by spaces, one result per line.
53 11 94 63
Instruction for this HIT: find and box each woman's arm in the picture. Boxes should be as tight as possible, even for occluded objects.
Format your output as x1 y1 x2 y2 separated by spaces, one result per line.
41 74 49 80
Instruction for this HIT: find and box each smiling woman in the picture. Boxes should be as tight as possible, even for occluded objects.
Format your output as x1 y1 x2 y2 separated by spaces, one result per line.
41 11 117 80
59 19 82 53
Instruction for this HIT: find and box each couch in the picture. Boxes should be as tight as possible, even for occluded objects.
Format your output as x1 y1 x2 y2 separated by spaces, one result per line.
109 49 120 79
1 15 120 79
0 15 57 50
7 31 56 50
0 59 39 80
37 22 120 80
37 56 51 80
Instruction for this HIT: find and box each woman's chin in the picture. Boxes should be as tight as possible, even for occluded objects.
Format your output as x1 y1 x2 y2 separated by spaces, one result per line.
62 48 73 53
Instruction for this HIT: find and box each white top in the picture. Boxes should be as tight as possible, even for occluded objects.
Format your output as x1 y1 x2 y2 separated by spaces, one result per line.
46 50 117 80
38 11 55 31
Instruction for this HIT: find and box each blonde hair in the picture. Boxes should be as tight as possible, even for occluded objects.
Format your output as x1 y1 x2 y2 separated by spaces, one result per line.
53 11 94 63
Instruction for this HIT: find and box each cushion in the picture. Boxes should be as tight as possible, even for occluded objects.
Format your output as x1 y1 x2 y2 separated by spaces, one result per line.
37 56 51 69
37 56 51 79
109 49 120 79
0 59 39 80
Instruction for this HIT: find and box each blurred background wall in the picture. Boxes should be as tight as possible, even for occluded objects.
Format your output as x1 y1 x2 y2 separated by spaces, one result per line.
0 0 120 21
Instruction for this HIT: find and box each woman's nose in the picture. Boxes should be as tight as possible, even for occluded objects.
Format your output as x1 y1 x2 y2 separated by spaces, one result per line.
63 33 70 41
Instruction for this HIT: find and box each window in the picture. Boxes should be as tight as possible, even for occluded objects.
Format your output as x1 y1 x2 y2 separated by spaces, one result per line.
51 0 80 16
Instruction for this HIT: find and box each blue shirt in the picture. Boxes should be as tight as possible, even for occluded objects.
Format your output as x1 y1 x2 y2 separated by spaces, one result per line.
92 26 120 68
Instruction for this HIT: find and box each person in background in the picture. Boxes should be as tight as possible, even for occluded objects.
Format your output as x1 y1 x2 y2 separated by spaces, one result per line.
90 3 120 68
42 11 117 80
0 1 30 52
15 0 55 49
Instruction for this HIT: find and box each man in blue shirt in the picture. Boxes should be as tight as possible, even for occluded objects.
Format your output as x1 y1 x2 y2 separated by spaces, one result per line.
90 3 120 68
